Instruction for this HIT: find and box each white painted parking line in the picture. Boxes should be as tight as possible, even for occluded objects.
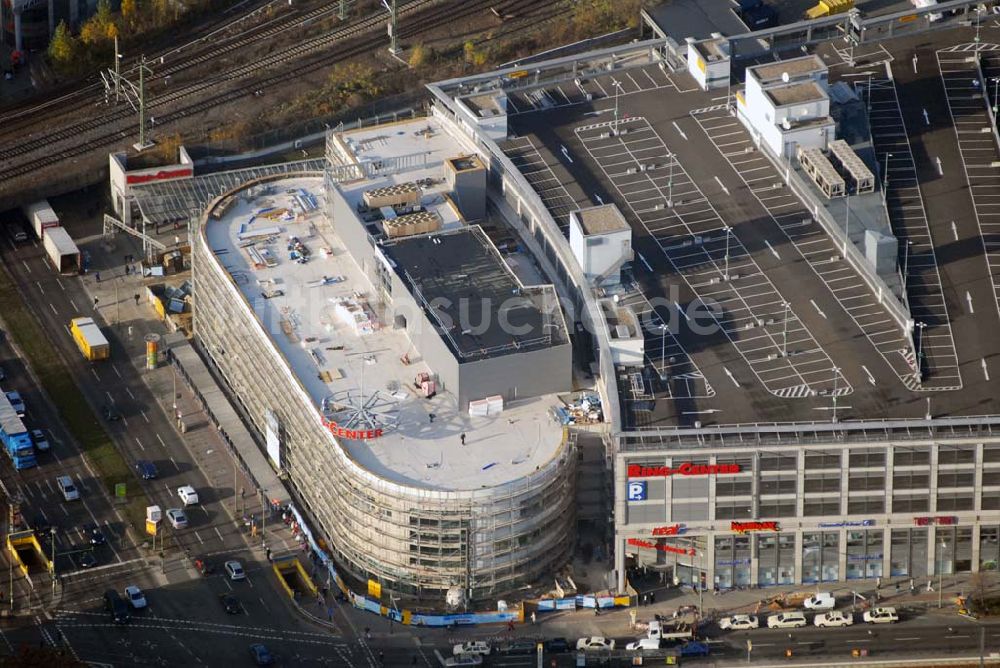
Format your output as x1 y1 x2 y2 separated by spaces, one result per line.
764 240 779 259
672 121 687 140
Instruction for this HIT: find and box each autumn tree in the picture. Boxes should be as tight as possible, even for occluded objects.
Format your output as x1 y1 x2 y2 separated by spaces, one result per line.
47 21 78 68
408 43 428 68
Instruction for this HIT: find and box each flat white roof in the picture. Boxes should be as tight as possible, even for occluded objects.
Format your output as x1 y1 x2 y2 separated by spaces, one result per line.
206 170 566 491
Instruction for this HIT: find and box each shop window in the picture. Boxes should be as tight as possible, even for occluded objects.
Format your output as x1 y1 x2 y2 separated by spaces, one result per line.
980 527 1000 571
890 528 928 578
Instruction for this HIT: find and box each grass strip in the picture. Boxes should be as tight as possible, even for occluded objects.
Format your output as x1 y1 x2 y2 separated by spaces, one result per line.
0 266 148 531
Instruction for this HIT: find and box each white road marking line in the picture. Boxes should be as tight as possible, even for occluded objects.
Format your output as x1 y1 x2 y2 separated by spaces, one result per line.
923 108 930 125
22 260 31 274
49 302 57 315
170 456 180 471
156 434 167 447
56 278 64 291
723 367 740 387
861 365 876 386
672 120 688 140
983 358 990 382
936 156 944 175
36 281 45 294
637 252 653 272
194 531 204 545
112 365 122 379
90 368 100 381
214 527 225 542
966 291 974 313
105 391 114 403
714 176 730 195
69 298 78 311
810 299 827 319
951 221 959 241
125 387 135 400
141 410 150 424
135 436 145 451
764 240 780 259
259 596 270 613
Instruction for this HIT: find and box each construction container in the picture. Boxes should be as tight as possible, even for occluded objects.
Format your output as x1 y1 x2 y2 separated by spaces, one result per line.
43 227 80 274
145 334 160 370
383 210 442 239
805 0 853 19
23 200 59 239
70 317 110 361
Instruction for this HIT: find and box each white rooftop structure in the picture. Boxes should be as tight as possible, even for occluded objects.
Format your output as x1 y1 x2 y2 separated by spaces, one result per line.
205 173 566 491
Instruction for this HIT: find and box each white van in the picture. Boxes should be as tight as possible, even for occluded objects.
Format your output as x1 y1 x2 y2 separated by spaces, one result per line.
56 475 79 501
625 638 662 651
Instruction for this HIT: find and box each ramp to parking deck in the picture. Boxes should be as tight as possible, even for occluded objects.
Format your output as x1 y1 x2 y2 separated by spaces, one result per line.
166 336 289 507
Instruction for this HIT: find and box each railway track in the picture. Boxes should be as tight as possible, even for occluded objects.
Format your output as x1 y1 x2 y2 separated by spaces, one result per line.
0 0 365 133
0 0 552 180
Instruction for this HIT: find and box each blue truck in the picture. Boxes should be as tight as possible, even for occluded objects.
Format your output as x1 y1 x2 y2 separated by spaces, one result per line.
0 392 35 469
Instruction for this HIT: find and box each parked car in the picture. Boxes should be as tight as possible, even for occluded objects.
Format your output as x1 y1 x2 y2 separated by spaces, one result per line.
804 592 836 610
719 614 759 630
625 638 662 651
498 640 536 655
452 641 491 657
56 475 79 501
768 612 808 629
30 429 49 452
104 589 130 624
863 607 899 624
124 585 147 609
443 656 482 667
545 638 571 653
102 405 120 421
576 637 615 651
814 611 854 628
135 460 158 480
166 508 188 529
6 391 25 416
225 560 246 581
675 641 711 657
249 643 273 666
85 523 106 545
177 485 199 505
78 549 97 569
219 593 241 614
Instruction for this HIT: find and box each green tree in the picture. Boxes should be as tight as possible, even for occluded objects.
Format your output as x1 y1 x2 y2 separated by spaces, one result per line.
121 0 137 27
47 21 78 67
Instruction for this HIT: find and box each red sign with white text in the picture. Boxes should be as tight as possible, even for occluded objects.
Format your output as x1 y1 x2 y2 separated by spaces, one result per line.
627 538 696 556
125 167 194 185
913 516 957 526
628 463 741 478
731 521 779 534
652 524 686 536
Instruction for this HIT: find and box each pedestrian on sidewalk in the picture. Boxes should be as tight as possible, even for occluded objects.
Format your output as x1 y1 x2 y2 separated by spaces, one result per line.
895 582 900 594
134 293 140 306
530 612 536 625
460 433 466 446
876 576 881 590
95 272 101 283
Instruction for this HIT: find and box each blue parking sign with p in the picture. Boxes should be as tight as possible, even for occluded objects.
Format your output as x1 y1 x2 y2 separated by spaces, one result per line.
627 481 647 501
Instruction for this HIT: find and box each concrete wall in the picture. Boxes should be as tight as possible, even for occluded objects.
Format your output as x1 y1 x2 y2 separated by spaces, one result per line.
458 341 571 409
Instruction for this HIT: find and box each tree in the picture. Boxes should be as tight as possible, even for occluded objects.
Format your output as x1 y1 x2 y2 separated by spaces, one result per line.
47 21 77 66
121 0 137 24
408 43 428 69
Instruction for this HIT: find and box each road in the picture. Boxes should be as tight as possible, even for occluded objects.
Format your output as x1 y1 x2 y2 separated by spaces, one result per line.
0 221 363 665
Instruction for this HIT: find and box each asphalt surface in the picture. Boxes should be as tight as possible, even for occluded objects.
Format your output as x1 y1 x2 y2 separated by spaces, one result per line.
505 24 1000 430
0 218 367 666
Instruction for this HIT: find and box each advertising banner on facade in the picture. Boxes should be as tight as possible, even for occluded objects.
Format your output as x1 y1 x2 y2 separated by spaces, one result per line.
265 410 281 469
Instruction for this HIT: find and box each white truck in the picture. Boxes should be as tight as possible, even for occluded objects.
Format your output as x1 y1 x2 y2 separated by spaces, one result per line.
43 227 81 274
911 0 943 21
23 200 59 239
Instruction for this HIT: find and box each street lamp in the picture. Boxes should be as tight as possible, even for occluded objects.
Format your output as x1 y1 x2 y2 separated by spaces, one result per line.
659 323 669 382
667 152 675 208
50 527 57 599
991 77 1000 114
882 152 893 193
902 240 914 293
938 538 947 608
722 225 733 281
611 79 624 136
914 321 927 383
831 366 841 423
781 301 790 358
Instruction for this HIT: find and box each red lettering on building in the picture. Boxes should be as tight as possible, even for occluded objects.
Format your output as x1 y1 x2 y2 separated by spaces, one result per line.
731 521 780 534
322 417 383 441
125 168 194 185
652 524 685 536
914 516 958 526
627 462 741 478
627 538 696 556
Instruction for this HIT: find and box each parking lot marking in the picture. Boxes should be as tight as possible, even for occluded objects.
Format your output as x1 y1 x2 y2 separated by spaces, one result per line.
672 120 688 140
135 436 145 451
214 527 225 542
170 456 180 471
141 410 150 423
90 368 100 382
984 358 990 382
967 291 975 313
125 387 135 400
938 45 1000 323
48 302 57 315
692 109 926 390
194 531 204 544
500 136 586 232
576 116 847 398
156 434 166 447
